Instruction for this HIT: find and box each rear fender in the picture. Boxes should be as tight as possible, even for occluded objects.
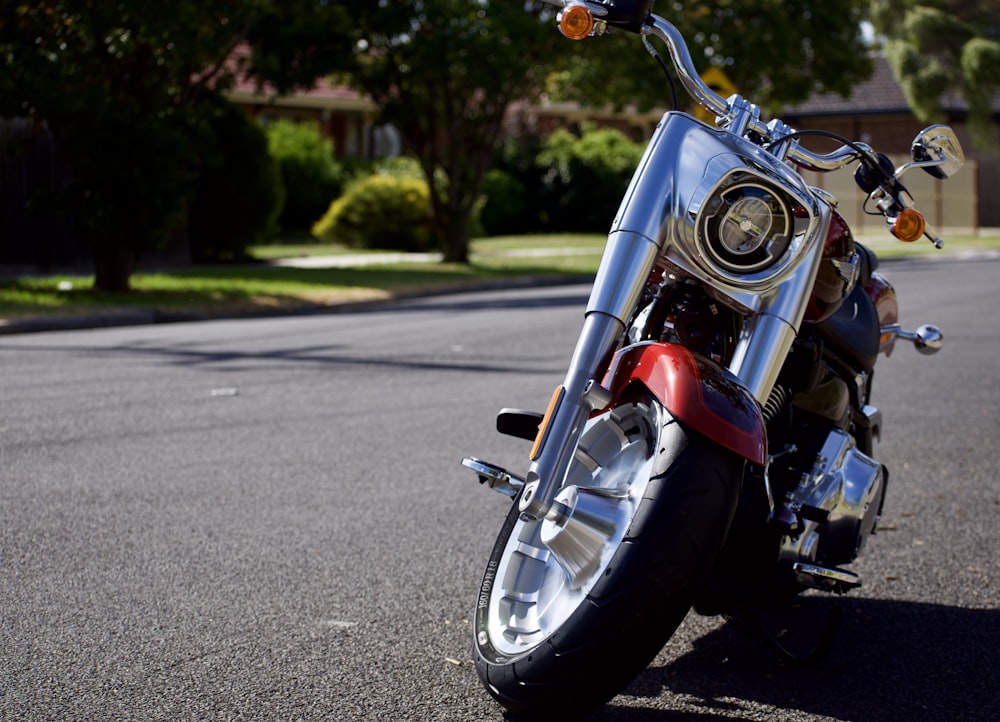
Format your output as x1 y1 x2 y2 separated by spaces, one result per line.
601 342 766 465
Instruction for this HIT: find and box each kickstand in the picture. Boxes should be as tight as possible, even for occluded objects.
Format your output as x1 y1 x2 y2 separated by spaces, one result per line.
726 605 843 667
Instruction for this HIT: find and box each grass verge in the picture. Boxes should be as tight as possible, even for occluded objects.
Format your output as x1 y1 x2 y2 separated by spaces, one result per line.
1 231 995 323
0 235 604 321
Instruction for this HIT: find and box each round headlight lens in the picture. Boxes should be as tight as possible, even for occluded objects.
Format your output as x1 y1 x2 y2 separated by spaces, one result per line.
700 182 793 273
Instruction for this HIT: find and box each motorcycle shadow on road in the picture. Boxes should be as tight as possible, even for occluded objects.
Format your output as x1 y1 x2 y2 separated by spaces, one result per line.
585 595 997 722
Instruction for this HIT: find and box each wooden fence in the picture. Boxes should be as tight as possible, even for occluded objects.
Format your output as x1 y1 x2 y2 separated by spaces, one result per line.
799 155 985 235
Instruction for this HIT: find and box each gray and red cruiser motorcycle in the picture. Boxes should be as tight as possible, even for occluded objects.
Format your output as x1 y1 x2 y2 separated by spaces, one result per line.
461 1 965 718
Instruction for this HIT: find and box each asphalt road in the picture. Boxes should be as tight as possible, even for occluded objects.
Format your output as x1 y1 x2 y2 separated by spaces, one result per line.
1 256 997 721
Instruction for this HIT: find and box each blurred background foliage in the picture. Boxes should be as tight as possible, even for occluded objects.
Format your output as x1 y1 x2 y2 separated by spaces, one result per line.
1 0 994 291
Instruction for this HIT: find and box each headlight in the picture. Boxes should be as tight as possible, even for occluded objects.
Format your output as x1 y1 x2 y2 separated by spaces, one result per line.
698 181 794 274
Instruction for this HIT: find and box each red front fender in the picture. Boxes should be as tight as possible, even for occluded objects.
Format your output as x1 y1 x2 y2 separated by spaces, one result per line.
601 343 767 465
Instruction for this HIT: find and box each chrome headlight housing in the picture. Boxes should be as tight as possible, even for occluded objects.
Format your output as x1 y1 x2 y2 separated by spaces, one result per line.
699 181 792 273
691 169 813 286
696 174 803 275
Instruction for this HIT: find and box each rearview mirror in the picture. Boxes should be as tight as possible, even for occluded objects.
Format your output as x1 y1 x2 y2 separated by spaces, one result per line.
910 125 964 180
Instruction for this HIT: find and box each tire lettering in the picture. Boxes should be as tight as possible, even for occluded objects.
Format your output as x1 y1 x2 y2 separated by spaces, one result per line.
478 560 498 609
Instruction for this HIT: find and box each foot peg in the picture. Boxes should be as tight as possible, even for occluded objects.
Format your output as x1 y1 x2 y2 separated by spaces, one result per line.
793 562 862 594
462 457 525 499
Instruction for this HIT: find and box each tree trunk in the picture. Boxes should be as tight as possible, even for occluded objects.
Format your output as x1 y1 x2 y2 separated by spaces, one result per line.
92 229 136 293
440 210 469 264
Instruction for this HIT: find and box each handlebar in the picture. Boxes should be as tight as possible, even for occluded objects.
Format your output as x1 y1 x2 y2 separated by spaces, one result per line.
541 3 870 172
643 15 872 173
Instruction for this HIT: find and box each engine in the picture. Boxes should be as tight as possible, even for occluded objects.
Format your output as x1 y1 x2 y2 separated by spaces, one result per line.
776 421 887 587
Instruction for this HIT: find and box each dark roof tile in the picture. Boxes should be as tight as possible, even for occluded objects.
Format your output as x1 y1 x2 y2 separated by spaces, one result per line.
785 55 1000 117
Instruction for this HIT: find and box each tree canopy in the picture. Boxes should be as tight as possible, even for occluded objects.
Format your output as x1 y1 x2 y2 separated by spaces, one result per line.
547 0 874 116
327 0 876 262
0 0 353 290
871 0 1000 149
2 0 890 287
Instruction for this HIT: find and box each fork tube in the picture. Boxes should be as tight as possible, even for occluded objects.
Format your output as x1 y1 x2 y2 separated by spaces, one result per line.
728 313 798 404
729 235 827 403
518 230 661 521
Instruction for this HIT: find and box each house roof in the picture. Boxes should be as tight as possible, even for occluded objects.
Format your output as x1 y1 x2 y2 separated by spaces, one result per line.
785 54 1000 118
219 44 375 113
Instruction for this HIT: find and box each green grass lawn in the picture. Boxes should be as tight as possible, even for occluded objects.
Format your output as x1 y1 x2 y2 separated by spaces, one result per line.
0 235 605 321
1 231 995 322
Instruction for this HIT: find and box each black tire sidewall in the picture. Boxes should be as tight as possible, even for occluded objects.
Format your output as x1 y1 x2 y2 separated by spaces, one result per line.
473 405 743 719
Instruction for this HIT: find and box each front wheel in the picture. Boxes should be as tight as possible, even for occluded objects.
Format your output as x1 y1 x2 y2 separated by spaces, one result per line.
473 393 744 720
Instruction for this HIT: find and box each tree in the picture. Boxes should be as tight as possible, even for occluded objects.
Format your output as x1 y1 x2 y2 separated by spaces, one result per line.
548 0 874 116
331 0 562 263
870 0 1000 150
0 1 353 291
330 1 877 261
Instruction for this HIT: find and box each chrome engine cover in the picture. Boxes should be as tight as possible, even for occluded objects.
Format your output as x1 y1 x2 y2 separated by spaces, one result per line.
779 427 886 568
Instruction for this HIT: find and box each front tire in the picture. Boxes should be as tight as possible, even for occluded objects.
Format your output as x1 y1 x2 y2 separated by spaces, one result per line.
473 393 744 719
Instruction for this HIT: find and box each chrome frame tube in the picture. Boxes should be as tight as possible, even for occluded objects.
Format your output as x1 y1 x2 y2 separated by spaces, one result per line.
586 230 662 322
520 221 663 521
642 17 730 120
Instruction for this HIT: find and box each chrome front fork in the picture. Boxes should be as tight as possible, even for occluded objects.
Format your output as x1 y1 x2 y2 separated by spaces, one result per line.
518 231 660 521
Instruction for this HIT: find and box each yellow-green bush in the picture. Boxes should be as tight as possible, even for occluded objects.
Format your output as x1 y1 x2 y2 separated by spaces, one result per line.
312 174 434 252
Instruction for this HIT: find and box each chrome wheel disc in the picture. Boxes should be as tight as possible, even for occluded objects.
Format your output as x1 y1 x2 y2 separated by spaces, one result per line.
483 399 660 656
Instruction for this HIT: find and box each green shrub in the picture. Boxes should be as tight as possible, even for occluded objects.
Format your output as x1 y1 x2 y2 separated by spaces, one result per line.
312 174 434 252
479 168 528 236
188 97 283 262
486 131 547 234
265 120 344 233
369 156 425 178
537 125 644 232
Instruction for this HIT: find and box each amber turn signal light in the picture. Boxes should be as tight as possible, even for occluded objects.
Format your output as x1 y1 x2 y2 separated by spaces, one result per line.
890 208 925 242
558 4 595 40
530 386 565 461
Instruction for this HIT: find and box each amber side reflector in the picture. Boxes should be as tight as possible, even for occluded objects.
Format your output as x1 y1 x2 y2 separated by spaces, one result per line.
558 4 595 40
891 208 925 242
530 386 565 461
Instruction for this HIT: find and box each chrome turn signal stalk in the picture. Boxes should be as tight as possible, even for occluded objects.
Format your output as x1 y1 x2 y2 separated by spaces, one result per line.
880 323 943 355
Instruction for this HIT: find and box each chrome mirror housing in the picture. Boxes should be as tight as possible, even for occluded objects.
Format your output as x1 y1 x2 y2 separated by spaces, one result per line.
910 125 964 180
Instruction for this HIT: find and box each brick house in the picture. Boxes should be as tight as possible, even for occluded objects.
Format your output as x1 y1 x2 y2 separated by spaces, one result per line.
225 73 400 160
